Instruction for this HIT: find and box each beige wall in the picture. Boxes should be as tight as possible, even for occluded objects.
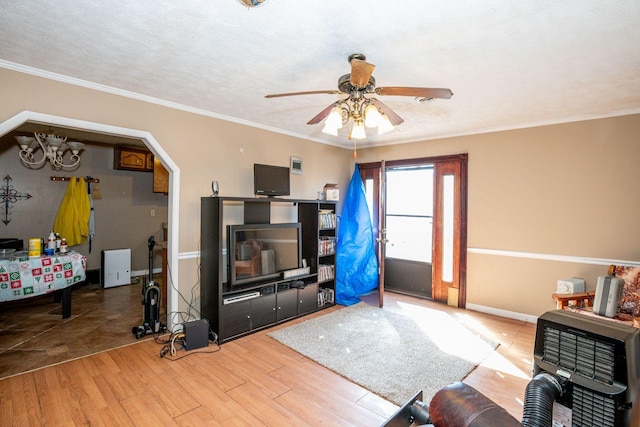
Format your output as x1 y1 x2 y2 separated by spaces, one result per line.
357 114 640 318
0 68 352 319
3 67 639 321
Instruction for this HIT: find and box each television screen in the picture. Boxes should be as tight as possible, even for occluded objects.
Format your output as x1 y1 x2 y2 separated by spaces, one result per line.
254 164 290 197
228 223 301 286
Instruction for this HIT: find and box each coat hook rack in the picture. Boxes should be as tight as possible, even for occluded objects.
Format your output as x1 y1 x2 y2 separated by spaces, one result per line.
50 176 100 183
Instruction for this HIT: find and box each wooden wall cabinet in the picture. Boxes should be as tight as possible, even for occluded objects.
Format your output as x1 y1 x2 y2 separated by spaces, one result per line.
153 157 169 193
113 147 153 172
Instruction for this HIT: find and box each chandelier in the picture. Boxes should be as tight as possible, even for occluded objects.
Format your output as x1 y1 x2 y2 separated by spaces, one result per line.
319 95 395 140
15 131 84 170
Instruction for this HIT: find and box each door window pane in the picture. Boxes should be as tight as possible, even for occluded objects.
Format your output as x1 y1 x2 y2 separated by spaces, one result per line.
386 168 433 216
365 178 374 223
385 167 434 263
442 175 454 282
386 216 432 262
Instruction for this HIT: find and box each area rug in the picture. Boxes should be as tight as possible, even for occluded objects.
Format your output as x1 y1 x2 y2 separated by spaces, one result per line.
268 302 498 405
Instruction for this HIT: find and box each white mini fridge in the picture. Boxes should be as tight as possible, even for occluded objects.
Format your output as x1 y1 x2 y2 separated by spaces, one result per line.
101 248 131 288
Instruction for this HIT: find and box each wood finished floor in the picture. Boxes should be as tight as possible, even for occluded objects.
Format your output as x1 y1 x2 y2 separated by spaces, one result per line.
0 280 157 379
0 291 536 426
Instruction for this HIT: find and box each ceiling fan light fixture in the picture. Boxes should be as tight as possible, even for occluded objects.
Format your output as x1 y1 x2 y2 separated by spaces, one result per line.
364 104 382 128
265 54 452 145
325 107 343 129
377 114 395 135
321 122 339 136
321 107 343 136
350 119 366 140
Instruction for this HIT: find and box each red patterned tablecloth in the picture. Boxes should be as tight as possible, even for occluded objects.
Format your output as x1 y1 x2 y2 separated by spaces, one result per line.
0 251 86 302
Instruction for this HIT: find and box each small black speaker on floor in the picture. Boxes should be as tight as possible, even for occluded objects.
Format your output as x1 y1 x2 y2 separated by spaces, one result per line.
183 319 210 351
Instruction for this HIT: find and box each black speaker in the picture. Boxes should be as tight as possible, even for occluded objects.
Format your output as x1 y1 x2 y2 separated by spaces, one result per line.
184 319 210 351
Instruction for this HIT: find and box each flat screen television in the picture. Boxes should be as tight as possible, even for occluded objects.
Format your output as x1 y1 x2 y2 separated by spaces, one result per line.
254 164 290 197
228 222 301 286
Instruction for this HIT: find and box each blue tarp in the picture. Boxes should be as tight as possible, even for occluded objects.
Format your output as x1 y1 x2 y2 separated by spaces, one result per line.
335 164 379 305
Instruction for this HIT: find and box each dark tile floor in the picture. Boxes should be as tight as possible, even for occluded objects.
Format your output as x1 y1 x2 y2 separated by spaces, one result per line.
0 279 154 379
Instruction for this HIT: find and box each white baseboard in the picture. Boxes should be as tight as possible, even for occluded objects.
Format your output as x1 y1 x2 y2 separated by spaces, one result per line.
131 267 163 278
466 302 538 324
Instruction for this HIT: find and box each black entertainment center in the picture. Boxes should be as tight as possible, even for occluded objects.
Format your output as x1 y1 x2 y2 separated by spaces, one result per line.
200 196 337 342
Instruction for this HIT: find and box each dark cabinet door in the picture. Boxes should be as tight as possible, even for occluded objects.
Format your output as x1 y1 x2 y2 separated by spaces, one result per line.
298 284 319 316
277 289 298 321
221 300 251 340
251 294 276 329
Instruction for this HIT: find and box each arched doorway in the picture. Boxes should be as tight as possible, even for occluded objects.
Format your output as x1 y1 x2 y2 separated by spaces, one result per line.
0 110 180 327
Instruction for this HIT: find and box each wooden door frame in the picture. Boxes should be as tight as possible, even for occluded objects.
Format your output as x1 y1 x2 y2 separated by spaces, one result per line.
359 163 384 306
431 158 468 307
359 154 468 307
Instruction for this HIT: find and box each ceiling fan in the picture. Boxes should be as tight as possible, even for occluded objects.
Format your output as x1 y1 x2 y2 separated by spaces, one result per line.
265 53 453 141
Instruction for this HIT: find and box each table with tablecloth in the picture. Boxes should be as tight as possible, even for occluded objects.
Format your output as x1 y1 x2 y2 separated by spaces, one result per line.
0 251 86 318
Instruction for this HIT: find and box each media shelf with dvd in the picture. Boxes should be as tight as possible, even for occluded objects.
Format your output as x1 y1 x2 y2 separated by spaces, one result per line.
283 266 310 279
200 196 337 342
223 291 260 305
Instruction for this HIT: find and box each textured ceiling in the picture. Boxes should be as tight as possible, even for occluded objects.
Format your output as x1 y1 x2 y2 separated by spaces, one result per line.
1 1 639 149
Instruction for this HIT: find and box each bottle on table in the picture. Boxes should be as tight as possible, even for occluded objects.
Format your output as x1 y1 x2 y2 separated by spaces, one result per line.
47 231 56 251
60 238 68 254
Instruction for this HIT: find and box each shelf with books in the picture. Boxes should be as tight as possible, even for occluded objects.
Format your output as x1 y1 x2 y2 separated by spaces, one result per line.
298 200 337 312
318 236 336 257
319 210 336 230
318 264 335 283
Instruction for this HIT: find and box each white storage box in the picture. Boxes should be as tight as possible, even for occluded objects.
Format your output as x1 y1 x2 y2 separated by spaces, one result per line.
556 278 585 294
324 184 339 201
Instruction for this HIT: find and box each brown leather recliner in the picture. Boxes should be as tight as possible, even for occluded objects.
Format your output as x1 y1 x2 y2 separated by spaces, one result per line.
427 382 521 427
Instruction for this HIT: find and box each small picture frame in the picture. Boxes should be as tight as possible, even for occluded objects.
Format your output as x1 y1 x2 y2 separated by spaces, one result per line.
290 156 303 175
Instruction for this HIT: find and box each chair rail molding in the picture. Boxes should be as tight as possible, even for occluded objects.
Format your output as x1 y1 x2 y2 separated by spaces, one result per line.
468 247 640 268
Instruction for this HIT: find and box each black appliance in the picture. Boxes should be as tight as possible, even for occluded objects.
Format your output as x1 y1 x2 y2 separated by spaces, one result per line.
531 310 640 427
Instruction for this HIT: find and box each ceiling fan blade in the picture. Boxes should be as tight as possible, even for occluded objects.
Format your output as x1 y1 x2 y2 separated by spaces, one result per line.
370 98 404 125
265 90 341 98
307 102 340 125
350 59 376 88
375 87 453 99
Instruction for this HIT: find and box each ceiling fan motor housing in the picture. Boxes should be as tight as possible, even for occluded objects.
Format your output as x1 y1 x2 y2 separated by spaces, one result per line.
338 74 376 93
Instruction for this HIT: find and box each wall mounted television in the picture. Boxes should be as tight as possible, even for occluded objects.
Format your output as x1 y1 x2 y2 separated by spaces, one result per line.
254 163 290 197
228 222 301 287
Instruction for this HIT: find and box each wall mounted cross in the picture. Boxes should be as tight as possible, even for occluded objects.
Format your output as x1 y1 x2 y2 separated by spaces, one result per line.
1 175 32 225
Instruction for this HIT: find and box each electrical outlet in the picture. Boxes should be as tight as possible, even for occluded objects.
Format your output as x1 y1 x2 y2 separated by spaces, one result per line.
150 209 156 217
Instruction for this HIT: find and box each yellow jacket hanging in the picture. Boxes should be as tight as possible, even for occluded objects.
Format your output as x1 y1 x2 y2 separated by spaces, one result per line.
53 177 91 246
